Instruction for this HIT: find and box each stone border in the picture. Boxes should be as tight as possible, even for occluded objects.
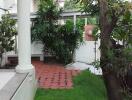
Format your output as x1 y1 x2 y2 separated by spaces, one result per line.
0 70 28 100
0 69 15 72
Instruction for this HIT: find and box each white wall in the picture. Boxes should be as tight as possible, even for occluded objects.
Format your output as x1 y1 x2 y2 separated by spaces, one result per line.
75 40 100 64
0 0 4 19
3 0 17 13
31 41 43 54
3 0 35 13
6 41 43 55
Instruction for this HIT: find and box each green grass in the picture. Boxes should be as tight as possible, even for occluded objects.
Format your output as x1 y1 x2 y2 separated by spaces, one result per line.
35 70 107 100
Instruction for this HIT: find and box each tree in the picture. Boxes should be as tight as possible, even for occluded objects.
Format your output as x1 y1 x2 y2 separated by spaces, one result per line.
31 0 61 42
64 0 82 11
32 0 83 64
75 0 132 100
0 13 17 67
31 0 61 53
56 20 83 64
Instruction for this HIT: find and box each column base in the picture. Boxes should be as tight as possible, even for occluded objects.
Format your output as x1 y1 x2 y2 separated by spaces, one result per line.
16 64 35 73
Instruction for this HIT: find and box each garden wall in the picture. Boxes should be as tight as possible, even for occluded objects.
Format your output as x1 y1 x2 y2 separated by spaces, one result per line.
75 40 100 64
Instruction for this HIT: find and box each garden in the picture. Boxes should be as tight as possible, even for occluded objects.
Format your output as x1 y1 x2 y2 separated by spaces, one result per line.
35 70 107 100
33 0 132 100
0 0 132 100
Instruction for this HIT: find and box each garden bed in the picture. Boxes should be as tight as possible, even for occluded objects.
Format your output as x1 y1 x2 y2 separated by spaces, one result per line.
35 70 107 100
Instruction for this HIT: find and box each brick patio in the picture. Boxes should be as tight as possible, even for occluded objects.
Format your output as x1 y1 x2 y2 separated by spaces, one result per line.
32 61 80 89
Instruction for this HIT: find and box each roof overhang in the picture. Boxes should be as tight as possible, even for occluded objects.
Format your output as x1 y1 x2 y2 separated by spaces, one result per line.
10 11 89 20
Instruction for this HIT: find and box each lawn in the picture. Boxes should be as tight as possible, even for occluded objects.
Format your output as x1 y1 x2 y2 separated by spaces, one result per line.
35 70 107 100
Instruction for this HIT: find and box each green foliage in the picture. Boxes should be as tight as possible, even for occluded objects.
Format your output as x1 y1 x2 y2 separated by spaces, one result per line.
75 0 132 98
31 0 61 43
110 8 132 74
112 10 132 44
56 20 83 64
76 0 99 16
92 26 100 40
0 14 17 53
91 59 100 69
64 0 82 11
32 0 83 64
76 0 132 69
75 18 85 36
87 17 97 25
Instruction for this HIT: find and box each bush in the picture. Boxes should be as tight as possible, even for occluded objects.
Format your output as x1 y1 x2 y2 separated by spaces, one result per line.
32 0 83 64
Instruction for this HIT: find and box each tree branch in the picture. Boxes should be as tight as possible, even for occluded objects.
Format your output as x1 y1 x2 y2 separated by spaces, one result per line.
109 7 125 34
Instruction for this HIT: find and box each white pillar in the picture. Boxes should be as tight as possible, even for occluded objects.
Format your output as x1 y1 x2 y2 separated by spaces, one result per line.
16 0 34 73
73 15 76 29
85 18 87 26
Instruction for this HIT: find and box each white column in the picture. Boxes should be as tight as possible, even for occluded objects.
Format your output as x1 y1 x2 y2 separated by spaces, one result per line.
73 15 77 61
73 14 76 29
85 18 87 26
16 0 34 73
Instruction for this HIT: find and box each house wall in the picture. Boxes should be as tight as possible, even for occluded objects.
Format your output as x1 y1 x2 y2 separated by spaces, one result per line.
0 0 4 18
5 41 44 56
31 41 44 54
3 0 17 13
2 0 35 13
75 40 100 64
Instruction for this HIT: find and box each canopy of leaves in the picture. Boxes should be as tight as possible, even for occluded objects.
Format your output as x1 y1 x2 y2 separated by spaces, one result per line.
32 0 61 46
64 0 82 11
32 0 83 64
0 14 17 54
75 0 132 31
112 11 132 43
75 0 132 97
53 20 83 64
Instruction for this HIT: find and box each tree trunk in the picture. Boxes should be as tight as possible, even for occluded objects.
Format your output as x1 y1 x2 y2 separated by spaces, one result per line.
102 68 123 100
98 0 123 99
0 53 2 67
100 30 123 100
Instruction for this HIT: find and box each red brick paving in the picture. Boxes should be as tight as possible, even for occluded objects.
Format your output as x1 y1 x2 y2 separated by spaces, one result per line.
32 61 80 89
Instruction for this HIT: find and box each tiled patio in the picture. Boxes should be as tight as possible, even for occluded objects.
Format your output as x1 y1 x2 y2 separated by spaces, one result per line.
32 61 80 89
